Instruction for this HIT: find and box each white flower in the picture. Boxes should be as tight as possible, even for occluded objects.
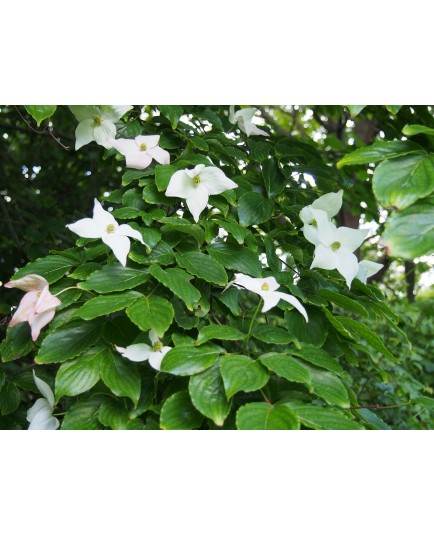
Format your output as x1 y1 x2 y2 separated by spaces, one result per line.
66 199 145 266
229 273 308 321
300 190 343 245
116 329 171 371
110 135 170 170
311 222 369 288
165 164 238 222
27 371 59 430
356 260 383 284
69 105 133 150
229 106 269 137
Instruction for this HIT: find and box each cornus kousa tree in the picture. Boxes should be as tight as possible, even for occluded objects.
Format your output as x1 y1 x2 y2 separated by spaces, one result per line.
1 104 433 430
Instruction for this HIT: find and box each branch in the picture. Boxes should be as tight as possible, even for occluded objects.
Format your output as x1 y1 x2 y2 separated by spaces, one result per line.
258 107 291 137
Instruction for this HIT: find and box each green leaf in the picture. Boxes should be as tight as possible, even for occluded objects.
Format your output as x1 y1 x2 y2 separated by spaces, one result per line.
337 316 398 363
149 265 200 311
160 391 203 430
98 399 130 430
101 349 141 405
55 346 104 400
337 140 425 169
122 169 148 186
160 217 205 244
381 202 434 259
285 402 364 430
68 262 101 280
259 353 311 387
238 192 274 226
262 158 285 197
246 139 270 162
196 324 246 345
290 345 344 375
160 345 220 376
189 363 230 426
346 105 366 117
12 255 75 284
386 105 402 114
306 365 349 407
36 320 102 364
318 289 369 317
24 105 57 126
0 368 4 392
72 292 142 320
402 124 434 137
207 242 263 277
102 317 140 347
159 105 184 129
155 164 176 191
220 355 269 398
176 251 228 286
414 396 434 412
0 382 20 416
126 295 174 336
285 307 328 346
78 264 150 293
236 403 299 430
252 325 297 345
215 286 241 316
0 323 34 362
212 219 250 245
61 398 104 430
358 408 391 430
373 153 434 210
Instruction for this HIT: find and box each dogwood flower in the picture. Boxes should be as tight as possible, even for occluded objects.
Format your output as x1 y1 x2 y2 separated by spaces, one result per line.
229 106 269 137
311 222 369 288
66 199 145 266
356 260 383 284
5 274 61 341
27 371 59 430
69 105 133 150
300 190 343 245
110 135 170 170
116 329 171 371
165 164 238 222
228 273 308 321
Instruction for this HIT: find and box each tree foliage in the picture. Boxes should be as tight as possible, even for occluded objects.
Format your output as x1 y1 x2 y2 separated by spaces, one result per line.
0 104 433 430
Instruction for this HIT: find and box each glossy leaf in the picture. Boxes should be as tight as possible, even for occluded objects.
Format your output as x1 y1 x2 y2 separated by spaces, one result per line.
126 295 174 336
160 391 203 430
220 355 269 398
236 403 299 430
196 324 246 345
72 292 141 320
24 105 57 126
238 192 274 226
78 264 150 293
189 363 230 426
176 251 228 286
160 345 219 376
149 265 201 310
101 349 141 405
36 320 102 364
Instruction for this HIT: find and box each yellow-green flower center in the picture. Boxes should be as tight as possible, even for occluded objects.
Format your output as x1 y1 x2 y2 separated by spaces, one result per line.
106 224 116 233
153 341 163 351
261 283 269 291
93 116 102 125
192 176 201 185
331 241 341 251
140 143 147 151
310 219 317 228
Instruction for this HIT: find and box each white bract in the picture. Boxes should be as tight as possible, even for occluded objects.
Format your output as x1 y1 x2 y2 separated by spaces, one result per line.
69 105 132 150
229 106 269 137
300 190 343 245
66 199 145 266
356 260 383 284
110 135 170 170
311 222 369 288
116 329 171 371
229 274 308 321
165 164 238 222
27 371 59 430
